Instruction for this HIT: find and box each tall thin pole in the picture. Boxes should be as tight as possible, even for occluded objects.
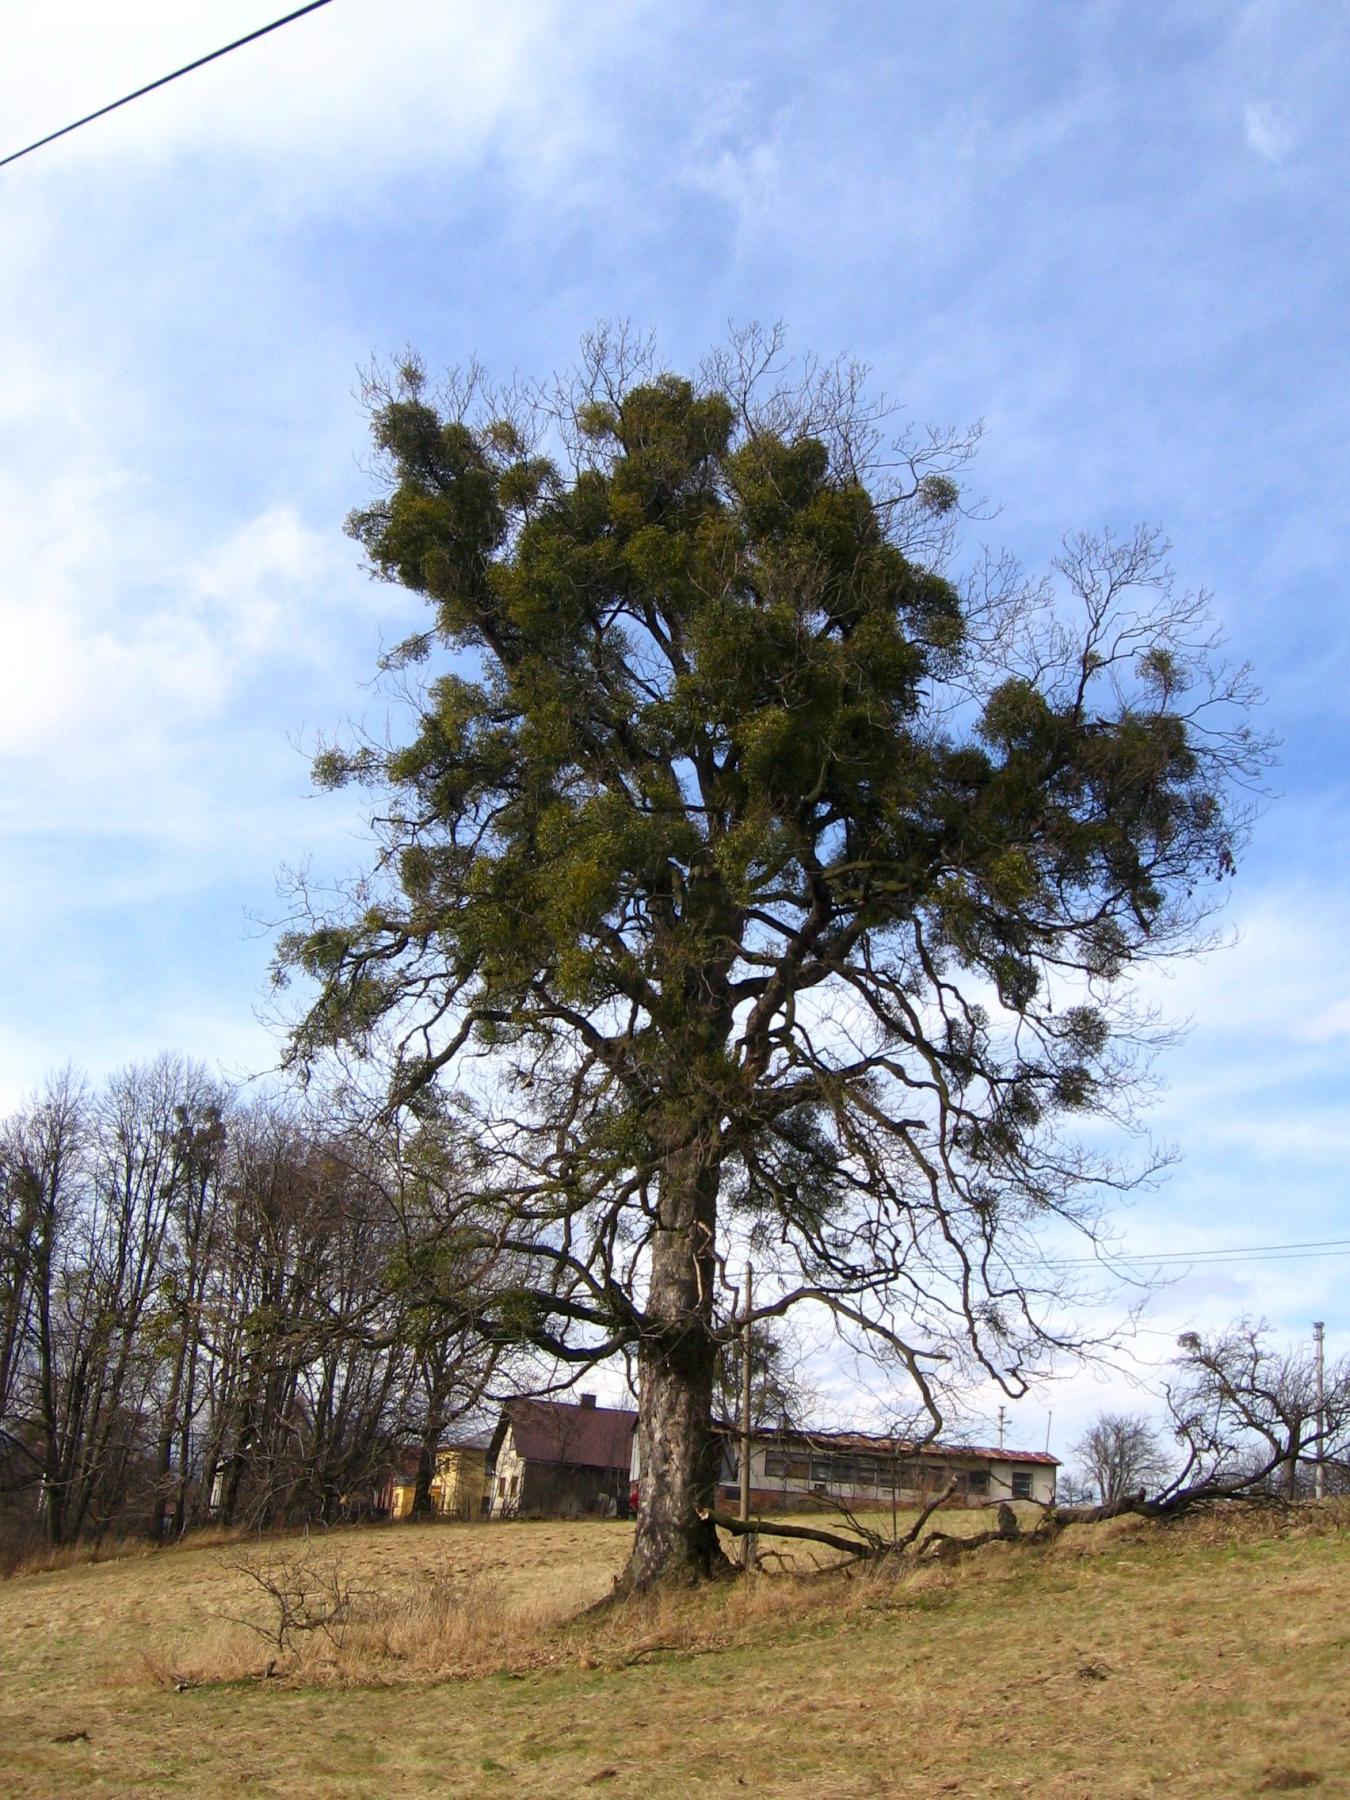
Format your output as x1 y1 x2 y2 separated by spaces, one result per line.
740 1262 755 1567
1314 1321 1326 1502
997 1405 1006 1451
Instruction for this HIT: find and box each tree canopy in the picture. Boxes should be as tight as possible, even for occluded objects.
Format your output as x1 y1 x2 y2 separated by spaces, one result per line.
1070 1410 1173 1507
280 326 1267 1584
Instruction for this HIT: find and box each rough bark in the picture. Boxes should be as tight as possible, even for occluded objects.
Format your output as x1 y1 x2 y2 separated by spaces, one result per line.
623 1133 730 1588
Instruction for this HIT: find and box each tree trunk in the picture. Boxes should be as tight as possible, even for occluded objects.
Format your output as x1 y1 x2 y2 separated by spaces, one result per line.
623 1135 729 1588
151 1335 190 1540
412 1433 438 1518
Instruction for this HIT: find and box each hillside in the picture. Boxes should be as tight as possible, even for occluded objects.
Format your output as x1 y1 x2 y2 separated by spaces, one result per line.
3 1507 1347 1797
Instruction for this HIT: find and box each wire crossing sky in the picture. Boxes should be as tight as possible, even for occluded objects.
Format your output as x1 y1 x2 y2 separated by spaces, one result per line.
0 1 334 169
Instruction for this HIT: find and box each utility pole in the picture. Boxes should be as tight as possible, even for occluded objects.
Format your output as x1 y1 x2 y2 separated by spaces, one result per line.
1314 1322 1326 1502
740 1263 756 1568
997 1405 1006 1451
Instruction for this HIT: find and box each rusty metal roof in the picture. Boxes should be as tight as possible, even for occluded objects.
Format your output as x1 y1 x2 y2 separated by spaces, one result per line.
712 1422 1058 1466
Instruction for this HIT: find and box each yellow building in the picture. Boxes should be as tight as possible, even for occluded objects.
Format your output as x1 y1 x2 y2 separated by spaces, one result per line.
386 1440 489 1521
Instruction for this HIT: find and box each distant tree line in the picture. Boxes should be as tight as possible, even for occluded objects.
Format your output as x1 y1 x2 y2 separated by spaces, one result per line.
0 1057 502 1555
7 1052 1339 1564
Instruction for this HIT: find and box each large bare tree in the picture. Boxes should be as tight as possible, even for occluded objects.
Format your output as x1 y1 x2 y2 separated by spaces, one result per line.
278 327 1266 1585
1167 1322 1350 1500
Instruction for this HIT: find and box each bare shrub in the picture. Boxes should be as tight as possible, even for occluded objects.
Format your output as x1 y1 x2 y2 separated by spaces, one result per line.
195 1550 572 1684
127 1621 261 1692
341 1569 542 1677
222 1547 373 1660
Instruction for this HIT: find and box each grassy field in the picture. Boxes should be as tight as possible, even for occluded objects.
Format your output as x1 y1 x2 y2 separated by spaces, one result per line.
2 1504 1347 1797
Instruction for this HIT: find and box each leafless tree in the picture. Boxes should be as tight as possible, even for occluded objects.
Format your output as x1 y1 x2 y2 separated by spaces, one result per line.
0 1065 502 1553
1070 1411 1172 1506
0 1068 87 1541
1166 1322 1350 1500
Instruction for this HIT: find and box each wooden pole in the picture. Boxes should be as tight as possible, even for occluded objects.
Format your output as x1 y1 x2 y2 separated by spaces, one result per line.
740 1262 755 1568
1314 1321 1326 1501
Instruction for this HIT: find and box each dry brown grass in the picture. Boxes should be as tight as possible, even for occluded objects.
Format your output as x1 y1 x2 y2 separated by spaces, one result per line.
172 1553 581 1686
4 1520 259 1578
2 1502 1347 1797
140 1502 1031 1688
3 1532 164 1578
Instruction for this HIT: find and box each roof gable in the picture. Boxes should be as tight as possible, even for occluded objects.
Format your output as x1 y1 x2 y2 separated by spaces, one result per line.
499 1398 637 1471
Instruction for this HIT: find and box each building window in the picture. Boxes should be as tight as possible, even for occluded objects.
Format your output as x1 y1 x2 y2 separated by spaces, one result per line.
965 1470 989 1497
1010 1470 1033 1500
764 1451 790 1479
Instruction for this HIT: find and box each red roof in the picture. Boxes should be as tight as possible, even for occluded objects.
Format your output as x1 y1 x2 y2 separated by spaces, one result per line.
712 1422 1058 1467
496 1398 637 1472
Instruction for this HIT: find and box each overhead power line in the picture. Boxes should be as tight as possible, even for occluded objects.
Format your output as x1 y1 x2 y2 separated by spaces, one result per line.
1048 1235 1350 1271
0 0 335 171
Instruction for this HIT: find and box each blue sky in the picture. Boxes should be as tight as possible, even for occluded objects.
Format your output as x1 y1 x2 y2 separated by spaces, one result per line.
2 0 1347 1457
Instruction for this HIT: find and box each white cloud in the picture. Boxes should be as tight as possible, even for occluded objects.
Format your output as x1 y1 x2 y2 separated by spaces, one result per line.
0 487 350 804
1134 878 1350 1043
1300 996 1350 1043
1244 100 1295 161
679 79 788 232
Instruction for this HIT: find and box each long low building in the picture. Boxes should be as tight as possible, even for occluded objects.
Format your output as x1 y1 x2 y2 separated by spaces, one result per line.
633 1423 1057 1511
730 1426 1057 1508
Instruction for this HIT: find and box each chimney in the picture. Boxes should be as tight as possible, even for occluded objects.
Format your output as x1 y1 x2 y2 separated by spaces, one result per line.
579 1393 597 1409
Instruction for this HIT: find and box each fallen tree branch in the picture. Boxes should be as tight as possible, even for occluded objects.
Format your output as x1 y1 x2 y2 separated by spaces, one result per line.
894 1480 960 1549
703 1509 876 1559
1047 1477 1293 1530
921 1501 1026 1559
703 1470 1291 1578
705 1481 962 1563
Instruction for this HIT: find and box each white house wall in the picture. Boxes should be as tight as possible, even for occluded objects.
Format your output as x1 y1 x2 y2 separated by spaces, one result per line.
489 1427 528 1517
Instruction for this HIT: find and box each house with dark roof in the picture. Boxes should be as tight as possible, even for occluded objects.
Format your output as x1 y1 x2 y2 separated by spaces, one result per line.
486 1395 637 1519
